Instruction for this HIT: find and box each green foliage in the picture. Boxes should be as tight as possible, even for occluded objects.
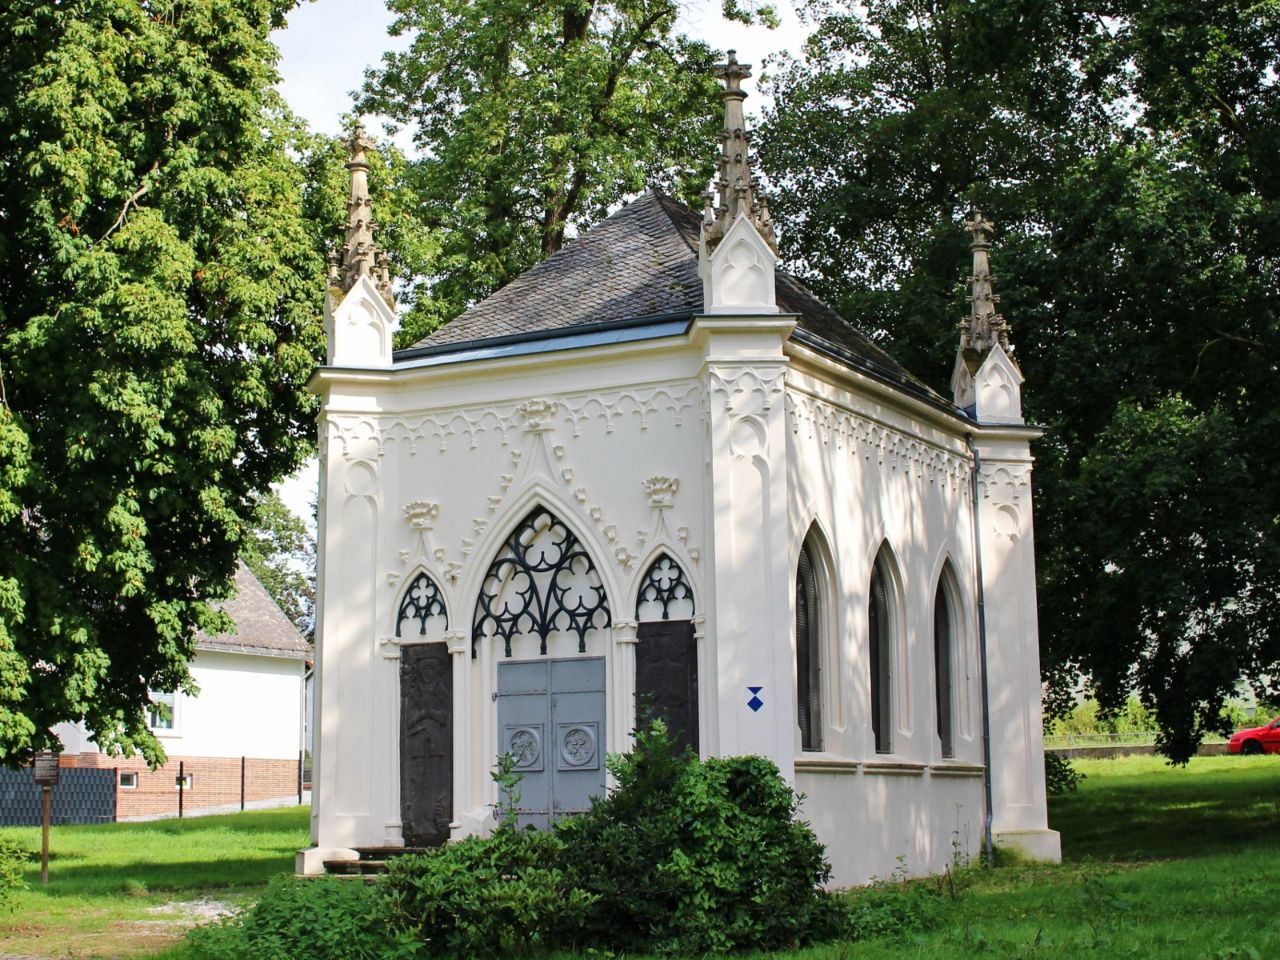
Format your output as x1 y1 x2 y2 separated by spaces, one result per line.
380 829 593 959
556 721 839 954
240 490 315 637
358 0 775 343
838 861 946 942
188 875 418 960
0 839 26 912
0 0 325 766
1044 751 1084 795
758 0 1280 763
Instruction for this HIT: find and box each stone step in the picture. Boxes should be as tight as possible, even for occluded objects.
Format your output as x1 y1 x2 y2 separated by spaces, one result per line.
323 844 433 877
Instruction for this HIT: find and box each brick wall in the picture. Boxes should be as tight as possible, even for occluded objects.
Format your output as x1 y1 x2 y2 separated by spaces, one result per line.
67 753 300 819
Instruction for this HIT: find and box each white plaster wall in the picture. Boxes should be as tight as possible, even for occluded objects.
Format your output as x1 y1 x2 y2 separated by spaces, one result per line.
309 324 1056 878
53 652 304 761
310 337 715 856
785 350 988 884
159 652 305 759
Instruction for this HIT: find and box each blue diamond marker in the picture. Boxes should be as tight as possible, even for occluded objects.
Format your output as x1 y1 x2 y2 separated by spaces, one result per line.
747 686 764 712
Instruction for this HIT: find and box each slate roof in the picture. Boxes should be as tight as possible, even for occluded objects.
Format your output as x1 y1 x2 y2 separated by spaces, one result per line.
196 562 310 660
404 193 949 408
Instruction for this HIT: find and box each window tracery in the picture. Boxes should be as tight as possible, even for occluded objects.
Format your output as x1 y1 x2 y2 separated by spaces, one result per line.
396 572 449 637
473 508 611 657
636 554 695 621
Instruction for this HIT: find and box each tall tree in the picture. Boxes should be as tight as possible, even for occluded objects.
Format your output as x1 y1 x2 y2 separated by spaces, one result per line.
759 0 1280 761
359 0 774 343
0 0 325 766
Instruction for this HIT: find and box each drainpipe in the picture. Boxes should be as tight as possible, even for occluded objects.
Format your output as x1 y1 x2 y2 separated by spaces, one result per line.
965 432 995 865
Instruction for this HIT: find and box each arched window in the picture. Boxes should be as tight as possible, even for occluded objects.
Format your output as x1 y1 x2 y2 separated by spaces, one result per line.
635 553 698 753
636 554 695 622
396 572 448 639
796 540 822 752
472 507 611 658
934 570 956 758
869 556 893 754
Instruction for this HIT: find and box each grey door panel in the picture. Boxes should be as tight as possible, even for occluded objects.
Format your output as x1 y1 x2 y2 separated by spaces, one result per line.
497 657 605 828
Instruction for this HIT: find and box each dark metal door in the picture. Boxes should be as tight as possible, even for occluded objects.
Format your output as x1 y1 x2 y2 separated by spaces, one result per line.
636 620 698 754
497 657 605 829
400 643 452 847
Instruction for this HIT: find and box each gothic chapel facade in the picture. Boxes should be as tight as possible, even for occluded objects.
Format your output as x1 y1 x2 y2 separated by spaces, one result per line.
299 54 1060 884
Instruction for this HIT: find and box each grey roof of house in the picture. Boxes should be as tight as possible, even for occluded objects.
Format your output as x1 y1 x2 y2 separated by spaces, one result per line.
402 192 951 409
196 562 310 660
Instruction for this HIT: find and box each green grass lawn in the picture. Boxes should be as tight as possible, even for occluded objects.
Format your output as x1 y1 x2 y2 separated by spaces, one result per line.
0 806 309 958
3 757 1278 959
764 755 1280 960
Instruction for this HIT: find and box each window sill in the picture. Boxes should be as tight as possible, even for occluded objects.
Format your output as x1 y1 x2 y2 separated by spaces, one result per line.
929 761 985 777
862 759 928 776
794 757 860 775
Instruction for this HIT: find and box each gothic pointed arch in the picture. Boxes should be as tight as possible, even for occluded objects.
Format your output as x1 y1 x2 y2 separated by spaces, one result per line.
868 542 904 755
634 551 698 753
472 506 612 658
796 527 830 752
635 552 695 622
395 570 449 639
933 560 961 758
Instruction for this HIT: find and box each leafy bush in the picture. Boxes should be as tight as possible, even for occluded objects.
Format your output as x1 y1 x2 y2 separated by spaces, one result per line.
186 875 419 960
380 827 595 959
838 861 946 942
0 839 26 911
1045 751 1084 795
556 721 840 955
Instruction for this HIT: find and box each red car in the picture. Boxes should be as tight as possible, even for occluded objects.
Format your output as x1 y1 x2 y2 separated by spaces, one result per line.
1228 717 1280 755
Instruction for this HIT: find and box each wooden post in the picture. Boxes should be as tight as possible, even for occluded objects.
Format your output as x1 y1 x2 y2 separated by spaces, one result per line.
240 756 246 812
177 760 185 819
33 750 59 886
40 787 50 886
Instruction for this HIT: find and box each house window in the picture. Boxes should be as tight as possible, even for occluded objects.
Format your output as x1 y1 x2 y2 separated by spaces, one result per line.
119 772 138 789
796 540 822 752
934 573 956 758
148 691 175 731
869 558 893 754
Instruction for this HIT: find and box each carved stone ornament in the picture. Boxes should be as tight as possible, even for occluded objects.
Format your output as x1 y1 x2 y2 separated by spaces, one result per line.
643 476 679 508
403 500 440 530
517 398 560 431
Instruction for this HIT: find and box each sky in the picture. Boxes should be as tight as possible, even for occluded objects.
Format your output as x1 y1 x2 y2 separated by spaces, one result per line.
269 0 812 519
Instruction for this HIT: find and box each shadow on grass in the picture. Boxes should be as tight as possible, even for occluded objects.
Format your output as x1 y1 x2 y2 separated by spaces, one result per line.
25 856 296 898
1050 757 1280 862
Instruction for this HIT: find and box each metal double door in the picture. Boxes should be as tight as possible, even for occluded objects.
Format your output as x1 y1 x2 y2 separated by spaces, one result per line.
497 657 605 829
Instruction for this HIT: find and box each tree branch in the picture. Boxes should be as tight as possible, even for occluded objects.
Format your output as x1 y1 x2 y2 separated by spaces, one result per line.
100 160 160 242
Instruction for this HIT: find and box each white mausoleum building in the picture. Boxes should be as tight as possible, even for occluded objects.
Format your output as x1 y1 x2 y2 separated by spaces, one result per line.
300 54 1060 884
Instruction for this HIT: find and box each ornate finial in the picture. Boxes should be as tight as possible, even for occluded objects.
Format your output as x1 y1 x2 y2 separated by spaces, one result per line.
335 123 394 307
959 208 1011 366
703 51 778 254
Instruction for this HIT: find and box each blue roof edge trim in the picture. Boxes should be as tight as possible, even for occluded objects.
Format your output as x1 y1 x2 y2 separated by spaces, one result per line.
392 310 696 365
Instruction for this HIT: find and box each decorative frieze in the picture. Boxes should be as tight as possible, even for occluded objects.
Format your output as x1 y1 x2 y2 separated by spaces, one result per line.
786 392 970 492
327 383 705 461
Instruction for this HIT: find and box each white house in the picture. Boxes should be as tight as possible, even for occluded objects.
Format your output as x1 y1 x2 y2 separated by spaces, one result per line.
300 53 1059 885
54 562 309 819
